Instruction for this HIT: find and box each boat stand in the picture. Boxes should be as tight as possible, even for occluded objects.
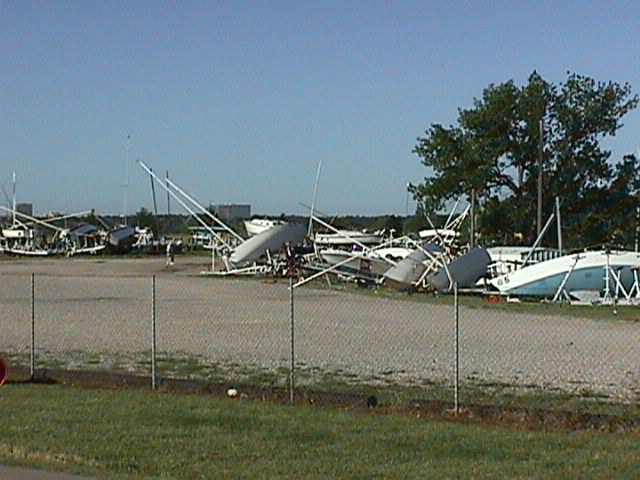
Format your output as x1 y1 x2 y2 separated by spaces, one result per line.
629 268 640 299
602 266 640 305
551 255 581 303
201 263 270 276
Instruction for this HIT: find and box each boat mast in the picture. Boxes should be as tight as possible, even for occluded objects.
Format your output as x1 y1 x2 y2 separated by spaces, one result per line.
556 197 562 255
0 205 65 233
635 147 640 253
521 208 556 266
537 119 544 237
308 160 322 237
138 160 243 248
635 201 640 252
166 170 171 215
11 172 16 226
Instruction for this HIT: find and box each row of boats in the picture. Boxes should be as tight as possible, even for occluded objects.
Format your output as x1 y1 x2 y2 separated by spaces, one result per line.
0 170 156 256
0 218 154 257
236 214 640 305
3 162 639 305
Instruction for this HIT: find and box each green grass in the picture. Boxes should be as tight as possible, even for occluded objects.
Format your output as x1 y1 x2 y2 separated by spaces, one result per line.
5 348 639 420
299 279 640 321
1 384 639 479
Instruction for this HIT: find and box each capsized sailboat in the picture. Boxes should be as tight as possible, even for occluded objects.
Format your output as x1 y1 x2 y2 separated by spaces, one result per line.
244 218 286 237
314 229 384 247
382 243 445 288
139 160 308 275
426 247 493 292
0 211 53 256
318 245 413 279
229 223 307 267
489 249 640 301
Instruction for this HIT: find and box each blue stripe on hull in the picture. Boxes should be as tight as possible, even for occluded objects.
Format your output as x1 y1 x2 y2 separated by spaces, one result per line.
508 266 637 297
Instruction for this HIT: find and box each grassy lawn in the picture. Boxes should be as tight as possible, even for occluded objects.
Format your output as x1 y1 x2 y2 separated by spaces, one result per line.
328 282 640 322
1 384 638 479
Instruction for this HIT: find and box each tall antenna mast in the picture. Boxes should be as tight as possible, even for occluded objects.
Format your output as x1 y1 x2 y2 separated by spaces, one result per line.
11 172 16 226
124 134 130 225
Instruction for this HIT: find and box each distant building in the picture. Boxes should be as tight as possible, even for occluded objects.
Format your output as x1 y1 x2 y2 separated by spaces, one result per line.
45 211 65 219
16 203 33 217
211 204 250 221
0 202 33 222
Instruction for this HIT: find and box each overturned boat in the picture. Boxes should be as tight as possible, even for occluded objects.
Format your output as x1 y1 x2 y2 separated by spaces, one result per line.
314 229 383 247
382 244 445 288
107 225 140 254
318 245 413 280
58 223 108 255
0 225 52 256
489 249 640 301
485 246 561 277
426 247 493 292
229 223 307 267
244 218 286 237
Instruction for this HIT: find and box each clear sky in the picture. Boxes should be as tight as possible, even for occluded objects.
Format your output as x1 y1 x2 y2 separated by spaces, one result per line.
2 1 638 218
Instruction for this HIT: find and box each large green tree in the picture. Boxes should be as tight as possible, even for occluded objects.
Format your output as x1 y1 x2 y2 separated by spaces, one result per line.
412 71 638 249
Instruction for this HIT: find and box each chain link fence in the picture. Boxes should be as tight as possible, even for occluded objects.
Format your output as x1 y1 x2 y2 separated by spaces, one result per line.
1 267 639 411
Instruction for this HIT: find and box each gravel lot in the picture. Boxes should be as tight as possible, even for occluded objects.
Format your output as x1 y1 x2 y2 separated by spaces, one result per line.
1 255 639 400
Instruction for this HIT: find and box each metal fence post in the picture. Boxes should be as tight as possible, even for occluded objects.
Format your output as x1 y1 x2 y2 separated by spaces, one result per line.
454 281 460 414
30 273 35 380
289 277 295 404
151 275 157 390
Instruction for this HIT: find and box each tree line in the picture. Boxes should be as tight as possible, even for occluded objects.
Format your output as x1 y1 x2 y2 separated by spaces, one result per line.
410 71 639 250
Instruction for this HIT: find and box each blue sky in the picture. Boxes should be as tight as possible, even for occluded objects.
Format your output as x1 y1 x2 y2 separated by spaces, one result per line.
2 1 638 217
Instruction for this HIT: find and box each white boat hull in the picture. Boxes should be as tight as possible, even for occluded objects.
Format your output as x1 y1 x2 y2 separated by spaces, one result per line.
319 247 412 278
2 228 32 239
244 219 285 237
5 248 51 256
314 230 383 247
489 250 640 298
230 223 307 266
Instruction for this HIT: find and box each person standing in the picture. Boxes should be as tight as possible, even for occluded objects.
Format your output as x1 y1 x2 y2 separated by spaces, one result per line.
166 240 175 266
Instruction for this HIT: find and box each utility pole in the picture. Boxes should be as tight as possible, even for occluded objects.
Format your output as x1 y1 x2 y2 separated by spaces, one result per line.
405 183 410 216
470 188 475 250
124 134 130 225
537 119 544 237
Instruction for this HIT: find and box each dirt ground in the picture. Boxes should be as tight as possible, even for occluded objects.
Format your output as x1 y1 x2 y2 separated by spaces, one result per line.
2 254 639 433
